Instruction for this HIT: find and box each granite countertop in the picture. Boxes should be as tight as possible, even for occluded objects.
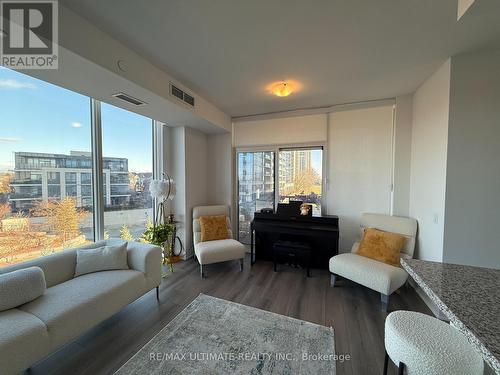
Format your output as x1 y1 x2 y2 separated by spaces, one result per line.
401 258 500 374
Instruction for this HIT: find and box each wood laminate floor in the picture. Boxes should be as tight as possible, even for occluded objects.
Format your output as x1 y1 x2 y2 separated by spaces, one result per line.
30 256 431 375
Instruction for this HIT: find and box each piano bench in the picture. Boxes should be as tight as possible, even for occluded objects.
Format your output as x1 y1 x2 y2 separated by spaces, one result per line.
272 240 311 277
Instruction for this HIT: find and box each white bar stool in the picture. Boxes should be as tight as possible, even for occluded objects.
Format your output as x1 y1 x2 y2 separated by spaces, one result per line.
384 310 484 375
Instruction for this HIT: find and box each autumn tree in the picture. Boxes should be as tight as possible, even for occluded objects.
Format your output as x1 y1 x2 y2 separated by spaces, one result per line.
283 169 321 196
33 197 89 245
0 231 40 263
120 225 134 241
0 202 9 220
128 172 139 191
0 172 13 194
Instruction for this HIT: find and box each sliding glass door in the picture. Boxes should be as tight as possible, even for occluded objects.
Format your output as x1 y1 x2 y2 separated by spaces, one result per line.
237 151 275 244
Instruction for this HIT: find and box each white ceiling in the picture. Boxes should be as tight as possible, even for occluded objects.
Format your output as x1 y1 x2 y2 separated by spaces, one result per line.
61 0 500 118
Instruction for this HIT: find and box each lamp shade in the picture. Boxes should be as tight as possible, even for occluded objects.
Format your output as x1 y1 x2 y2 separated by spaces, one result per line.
149 178 175 200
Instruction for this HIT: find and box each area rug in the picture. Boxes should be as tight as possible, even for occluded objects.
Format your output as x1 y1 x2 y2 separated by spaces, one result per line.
115 294 336 374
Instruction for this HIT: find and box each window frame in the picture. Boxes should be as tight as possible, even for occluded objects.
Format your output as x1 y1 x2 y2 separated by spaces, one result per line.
235 142 327 241
276 145 325 216
90 99 158 241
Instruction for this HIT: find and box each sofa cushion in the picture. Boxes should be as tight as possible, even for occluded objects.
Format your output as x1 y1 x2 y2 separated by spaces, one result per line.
19 269 147 350
194 239 246 265
329 253 408 295
0 309 50 375
75 243 129 277
0 267 46 312
0 240 109 288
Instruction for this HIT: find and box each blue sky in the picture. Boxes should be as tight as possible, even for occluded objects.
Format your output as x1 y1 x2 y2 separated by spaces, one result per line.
0 68 152 173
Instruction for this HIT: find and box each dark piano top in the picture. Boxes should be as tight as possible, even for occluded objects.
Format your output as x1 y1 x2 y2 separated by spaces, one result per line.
252 212 339 230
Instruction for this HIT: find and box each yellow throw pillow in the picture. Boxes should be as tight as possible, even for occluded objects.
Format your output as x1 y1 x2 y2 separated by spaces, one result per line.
357 228 406 267
199 215 229 242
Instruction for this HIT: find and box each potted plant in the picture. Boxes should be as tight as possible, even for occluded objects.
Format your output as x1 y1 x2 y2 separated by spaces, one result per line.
140 222 176 273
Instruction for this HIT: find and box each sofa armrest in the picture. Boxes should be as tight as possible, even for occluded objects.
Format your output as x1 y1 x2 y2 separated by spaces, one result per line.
126 242 162 287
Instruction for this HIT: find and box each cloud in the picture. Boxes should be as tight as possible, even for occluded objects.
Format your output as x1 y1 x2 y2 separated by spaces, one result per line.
71 122 83 128
0 137 21 142
0 79 36 89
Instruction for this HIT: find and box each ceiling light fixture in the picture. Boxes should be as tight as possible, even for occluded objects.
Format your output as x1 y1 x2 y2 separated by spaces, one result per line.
271 81 292 97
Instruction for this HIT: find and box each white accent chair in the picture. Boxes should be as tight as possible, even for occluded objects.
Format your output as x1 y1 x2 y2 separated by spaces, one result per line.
329 213 417 311
193 205 246 278
384 311 484 375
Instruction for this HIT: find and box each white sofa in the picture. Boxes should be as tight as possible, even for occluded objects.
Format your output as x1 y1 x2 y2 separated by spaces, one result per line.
193 205 246 277
0 239 162 375
329 213 417 311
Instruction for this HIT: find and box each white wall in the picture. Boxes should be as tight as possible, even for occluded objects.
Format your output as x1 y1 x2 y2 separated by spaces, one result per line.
167 126 230 259
234 114 327 147
409 59 451 262
184 128 209 257
327 106 394 252
169 127 187 256
393 95 413 217
207 132 233 207
443 49 500 268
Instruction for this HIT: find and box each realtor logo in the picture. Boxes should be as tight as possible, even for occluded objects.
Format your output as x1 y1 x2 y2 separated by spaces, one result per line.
0 0 58 69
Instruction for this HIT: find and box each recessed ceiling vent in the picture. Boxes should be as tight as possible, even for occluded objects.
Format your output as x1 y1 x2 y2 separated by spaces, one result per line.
112 92 147 106
170 83 195 107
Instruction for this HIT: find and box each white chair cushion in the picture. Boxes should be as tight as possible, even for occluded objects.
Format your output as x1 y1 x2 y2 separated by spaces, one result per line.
329 253 408 295
194 239 246 265
0 309 51 375
385 311 484 375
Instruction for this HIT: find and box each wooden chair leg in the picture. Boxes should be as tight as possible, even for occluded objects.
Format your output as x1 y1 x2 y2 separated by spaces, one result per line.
383 350 389 375
156 286 159 301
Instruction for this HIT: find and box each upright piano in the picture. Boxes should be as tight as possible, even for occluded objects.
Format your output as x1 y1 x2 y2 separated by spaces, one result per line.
250 212 339 269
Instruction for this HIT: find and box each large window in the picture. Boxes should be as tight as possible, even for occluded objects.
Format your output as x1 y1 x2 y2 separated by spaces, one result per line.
0 69 158 267
0 68 94 265
237 146 324 242
101 103 153 240
278 148 323 215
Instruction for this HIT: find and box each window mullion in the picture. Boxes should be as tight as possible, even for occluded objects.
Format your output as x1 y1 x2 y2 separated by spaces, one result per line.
90 98 104 241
